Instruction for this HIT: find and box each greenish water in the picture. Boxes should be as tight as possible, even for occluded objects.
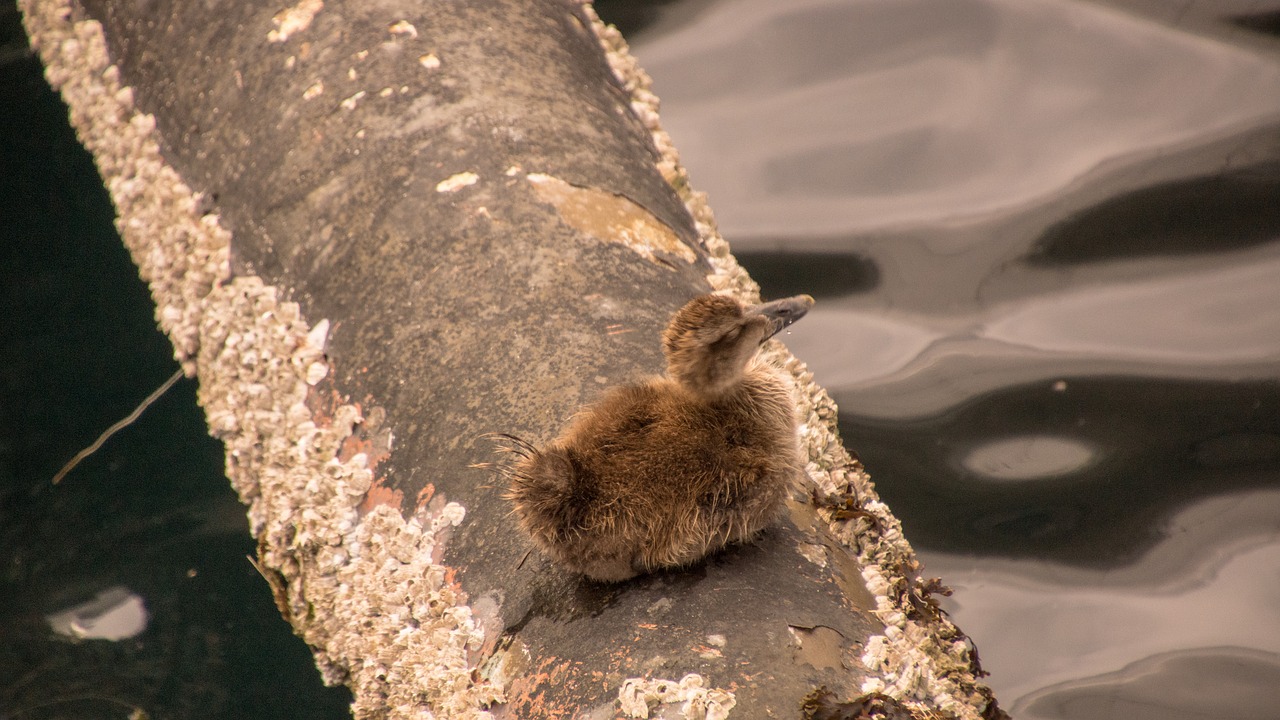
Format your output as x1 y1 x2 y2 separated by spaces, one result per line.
0 9 351 718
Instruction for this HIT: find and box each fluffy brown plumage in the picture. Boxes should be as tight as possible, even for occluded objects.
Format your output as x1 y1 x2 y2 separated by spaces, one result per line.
503 292 814 581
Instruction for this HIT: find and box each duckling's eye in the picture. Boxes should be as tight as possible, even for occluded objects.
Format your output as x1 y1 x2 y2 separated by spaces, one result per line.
722 327 741 343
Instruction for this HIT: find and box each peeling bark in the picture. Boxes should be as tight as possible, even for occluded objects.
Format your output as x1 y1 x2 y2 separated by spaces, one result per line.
20 0 1004 718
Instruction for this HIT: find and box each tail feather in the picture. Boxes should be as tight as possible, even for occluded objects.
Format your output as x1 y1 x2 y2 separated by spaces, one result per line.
488 434 626 576
482 432 539 460
509 446 601 541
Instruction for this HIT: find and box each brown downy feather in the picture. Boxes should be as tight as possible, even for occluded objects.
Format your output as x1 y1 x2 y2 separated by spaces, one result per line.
502 293 814 581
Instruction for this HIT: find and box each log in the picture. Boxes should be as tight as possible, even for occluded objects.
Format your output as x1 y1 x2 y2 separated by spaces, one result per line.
20 0 1004 717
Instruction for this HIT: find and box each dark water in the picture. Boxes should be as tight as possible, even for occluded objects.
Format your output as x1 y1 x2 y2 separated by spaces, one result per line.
608 0 1280 717
0 9 352 719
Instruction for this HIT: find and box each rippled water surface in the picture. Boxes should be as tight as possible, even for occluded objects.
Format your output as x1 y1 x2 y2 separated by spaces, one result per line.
605 0 1280 716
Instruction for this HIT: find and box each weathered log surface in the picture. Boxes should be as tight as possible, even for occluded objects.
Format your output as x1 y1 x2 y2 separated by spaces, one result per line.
21 0 1002 717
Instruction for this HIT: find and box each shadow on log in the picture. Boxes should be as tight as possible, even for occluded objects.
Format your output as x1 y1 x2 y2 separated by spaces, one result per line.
20 0 1004 717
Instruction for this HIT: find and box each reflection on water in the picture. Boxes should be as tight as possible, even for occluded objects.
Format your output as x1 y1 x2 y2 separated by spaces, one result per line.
622 0 1280 237
960 435 1096 481
611 0 1280 716
928 490 1280 719
839 377 1280 565
46 586 149 641
733 249 880 299
1029 160 1280 262
1021 647 1280 720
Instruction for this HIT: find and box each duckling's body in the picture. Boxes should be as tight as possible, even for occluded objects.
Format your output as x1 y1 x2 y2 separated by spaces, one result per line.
505 293 813 581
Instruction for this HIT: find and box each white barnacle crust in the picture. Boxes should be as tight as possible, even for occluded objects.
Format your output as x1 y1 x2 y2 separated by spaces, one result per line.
20 2 501 716
618 674 736 720
584 3 998 718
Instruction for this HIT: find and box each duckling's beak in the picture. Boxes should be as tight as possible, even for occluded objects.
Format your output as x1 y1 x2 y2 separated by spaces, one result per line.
749 294 815 341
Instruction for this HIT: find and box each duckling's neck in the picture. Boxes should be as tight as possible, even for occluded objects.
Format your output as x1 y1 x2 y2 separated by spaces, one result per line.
668 359 757 400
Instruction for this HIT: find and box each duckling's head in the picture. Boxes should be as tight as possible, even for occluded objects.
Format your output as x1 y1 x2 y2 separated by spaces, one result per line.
662 293 814 395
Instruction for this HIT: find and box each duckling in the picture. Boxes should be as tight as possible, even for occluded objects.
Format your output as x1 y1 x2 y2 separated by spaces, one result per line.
503 292 814 581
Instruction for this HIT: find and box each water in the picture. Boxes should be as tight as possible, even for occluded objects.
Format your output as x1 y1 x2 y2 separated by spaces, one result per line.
0 10 351 718
602 0 1280 716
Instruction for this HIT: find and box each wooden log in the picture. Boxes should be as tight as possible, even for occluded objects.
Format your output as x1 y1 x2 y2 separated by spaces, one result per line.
20 0 1004 717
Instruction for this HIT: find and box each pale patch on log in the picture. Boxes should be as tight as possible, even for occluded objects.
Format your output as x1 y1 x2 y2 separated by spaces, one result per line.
527 172 698 267
797 541 828 568
340 90 366 111
437 171 480 193
790 625 849 672
268 0 324 43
